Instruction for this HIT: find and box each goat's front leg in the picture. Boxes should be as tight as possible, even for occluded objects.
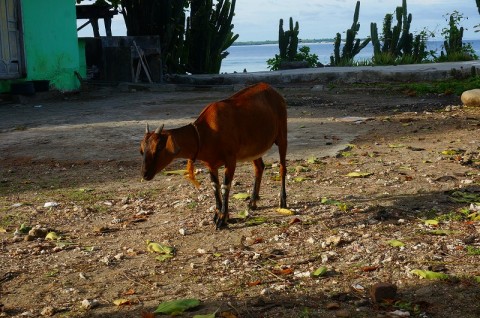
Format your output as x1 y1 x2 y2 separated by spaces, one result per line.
215 162 236 229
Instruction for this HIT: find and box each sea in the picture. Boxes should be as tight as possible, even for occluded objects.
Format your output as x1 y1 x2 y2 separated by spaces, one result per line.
220 40 480 73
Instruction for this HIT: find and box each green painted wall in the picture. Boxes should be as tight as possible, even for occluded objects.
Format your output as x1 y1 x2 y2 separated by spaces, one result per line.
21 0 80 91
0 0 81 92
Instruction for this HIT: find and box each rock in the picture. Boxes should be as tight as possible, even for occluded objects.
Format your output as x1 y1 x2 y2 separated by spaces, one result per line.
40 306 55 316
81 299 99 309
461 89 480 107
326 302 341 310
369 282 398 303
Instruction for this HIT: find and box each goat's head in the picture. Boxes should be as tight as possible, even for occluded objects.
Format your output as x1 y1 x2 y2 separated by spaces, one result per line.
140 124 179 181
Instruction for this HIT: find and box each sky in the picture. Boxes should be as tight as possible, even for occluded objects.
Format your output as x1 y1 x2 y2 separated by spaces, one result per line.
78 0 480 41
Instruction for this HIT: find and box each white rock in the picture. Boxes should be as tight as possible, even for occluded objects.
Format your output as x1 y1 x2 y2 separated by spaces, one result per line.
81 299 99 309
461 89 480 107
44 202 59 208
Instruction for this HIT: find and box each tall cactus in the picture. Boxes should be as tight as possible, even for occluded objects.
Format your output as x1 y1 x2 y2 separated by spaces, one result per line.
443 13 464 57
186 0 239 74
278 17 299 61
370 0 414 60
330 1 370 66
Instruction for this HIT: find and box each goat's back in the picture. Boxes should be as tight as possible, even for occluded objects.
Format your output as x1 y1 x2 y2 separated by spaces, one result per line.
195 83 287 163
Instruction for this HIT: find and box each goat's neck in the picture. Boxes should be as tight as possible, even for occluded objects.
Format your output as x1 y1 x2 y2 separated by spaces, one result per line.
171 124 199 161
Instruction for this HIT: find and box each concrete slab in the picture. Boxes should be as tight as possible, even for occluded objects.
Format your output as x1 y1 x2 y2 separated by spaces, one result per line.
168 61 480 86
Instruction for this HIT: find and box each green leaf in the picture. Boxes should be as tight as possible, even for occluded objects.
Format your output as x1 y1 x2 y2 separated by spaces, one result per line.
387 239 405 247
441 149 462 156
307 156 320 164
155 254 174 262
147 241 174 255
18 223 31 234
154 299 201 315
474 276 480 283
411 269 449 280
346 172 373 178
245 216 267 226
193 314 216 318
424 219 439 226
293 177 308 182
238 209 249 219
233 193 250 200
312 266 328 277
45 232 60 240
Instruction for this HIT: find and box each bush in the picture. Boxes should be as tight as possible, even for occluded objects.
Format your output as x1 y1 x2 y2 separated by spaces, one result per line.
267 46 319 71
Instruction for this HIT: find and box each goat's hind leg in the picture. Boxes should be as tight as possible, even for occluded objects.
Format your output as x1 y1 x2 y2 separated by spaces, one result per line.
249 158 265 210
209 169 222 223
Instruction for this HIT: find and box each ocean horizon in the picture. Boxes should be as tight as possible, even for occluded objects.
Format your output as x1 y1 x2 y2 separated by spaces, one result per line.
220 40 480 73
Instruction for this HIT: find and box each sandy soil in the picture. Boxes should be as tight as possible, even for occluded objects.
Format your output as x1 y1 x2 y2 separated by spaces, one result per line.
0 83 479 317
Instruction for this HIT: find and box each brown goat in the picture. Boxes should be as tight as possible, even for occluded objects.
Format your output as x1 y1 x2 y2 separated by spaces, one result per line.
140 82 287 229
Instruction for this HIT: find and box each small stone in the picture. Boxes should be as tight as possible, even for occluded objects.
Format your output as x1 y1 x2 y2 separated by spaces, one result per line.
40 306 55 316
24 235 35 241
114 253 124 261
370 282 397 303
326 302 341 310
388 309 411 317
179 228 187 235
81 299 99 309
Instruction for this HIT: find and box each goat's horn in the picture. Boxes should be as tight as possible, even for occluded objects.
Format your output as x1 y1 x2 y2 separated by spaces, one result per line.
155 124 164 135
145 123 150 133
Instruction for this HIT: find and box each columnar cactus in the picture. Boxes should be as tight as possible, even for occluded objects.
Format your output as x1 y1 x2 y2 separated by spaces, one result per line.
278 17 299 61
186 0 239 74
330 1 370 66
370 0 414 59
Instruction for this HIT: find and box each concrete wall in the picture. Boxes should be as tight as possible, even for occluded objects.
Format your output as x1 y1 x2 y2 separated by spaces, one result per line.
0 0 81 93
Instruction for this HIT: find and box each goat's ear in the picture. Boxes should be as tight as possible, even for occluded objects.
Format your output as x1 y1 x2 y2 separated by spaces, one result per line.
167 134 181 156
145 123 150 134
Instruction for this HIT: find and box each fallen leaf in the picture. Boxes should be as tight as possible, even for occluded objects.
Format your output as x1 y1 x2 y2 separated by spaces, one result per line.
124 289 136 296
361 266 379 272
193 314 216 318
307 156 320 164
276 208 295 215
245 217 267 226
141 313 155 318
346 172 373 178
147 241 173 253
219 311 238 318
441 149 463 156
113 298 131 306
233 193 250 200
424 219 439 226
411 269 449 280
289 217 302 225
247 280 262 287
153 299 200 315
272 268 293 275
0 227 7 233
387 239 405 247
45 232 60 240
238 209 249 219
312 266 328 277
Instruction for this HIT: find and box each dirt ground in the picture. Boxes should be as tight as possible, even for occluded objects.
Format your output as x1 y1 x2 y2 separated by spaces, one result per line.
0 83 479 318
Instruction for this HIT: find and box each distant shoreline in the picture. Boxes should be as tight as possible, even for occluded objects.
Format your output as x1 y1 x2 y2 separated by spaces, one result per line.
233 39 335 46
